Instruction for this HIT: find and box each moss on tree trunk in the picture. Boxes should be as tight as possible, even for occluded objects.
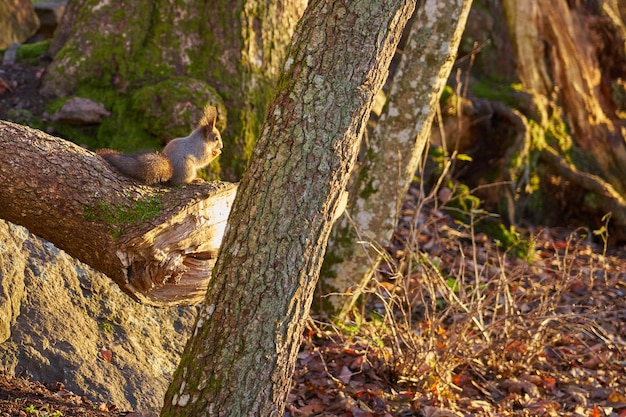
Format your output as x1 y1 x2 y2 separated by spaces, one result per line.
43 0 305 181
429 0 626 241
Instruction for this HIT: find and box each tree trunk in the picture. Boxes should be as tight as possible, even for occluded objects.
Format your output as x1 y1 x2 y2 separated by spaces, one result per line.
423 1 626 241
161 0 416 415
0 120 237 307
0 0 40 49
502 0 626 194
318 0 473 316
42 0 306 180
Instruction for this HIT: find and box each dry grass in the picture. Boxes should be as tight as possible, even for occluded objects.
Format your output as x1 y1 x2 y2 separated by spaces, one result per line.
328 178 626 416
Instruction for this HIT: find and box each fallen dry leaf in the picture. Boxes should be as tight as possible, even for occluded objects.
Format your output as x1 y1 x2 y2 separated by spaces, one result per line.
100 347 113 362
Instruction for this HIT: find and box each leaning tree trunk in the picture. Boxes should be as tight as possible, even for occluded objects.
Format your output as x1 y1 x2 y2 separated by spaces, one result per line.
502 0 626 194
42 0 306 180
161 0 416 415
318 0 473 316
0 120 237 307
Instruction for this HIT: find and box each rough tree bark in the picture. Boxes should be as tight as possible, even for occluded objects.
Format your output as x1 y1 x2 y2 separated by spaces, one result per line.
422 1 626 240
160 0 416 415
502 0 626 194
452 0 626 235
0 120 237 307
0 0 40 49
42 0 306 180
319 0 473 316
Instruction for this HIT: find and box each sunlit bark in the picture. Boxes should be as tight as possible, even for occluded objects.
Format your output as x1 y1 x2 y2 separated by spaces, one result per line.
161 0 416 415
319 0 473 316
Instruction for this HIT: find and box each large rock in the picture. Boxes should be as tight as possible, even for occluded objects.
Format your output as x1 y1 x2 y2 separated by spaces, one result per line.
0 0 40 49
51 97 111 125
0 220 197 412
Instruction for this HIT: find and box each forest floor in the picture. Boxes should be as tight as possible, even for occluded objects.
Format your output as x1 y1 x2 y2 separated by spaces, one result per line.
1 55 625 417
286 185 626 417
1 182 624 417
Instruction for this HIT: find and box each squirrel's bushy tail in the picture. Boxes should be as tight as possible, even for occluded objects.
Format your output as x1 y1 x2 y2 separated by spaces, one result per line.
98 149 173 185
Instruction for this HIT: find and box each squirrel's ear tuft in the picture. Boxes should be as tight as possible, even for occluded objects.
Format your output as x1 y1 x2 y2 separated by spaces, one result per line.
200 105 218 129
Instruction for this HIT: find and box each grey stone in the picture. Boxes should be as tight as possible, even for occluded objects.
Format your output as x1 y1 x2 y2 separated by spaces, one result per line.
0 220 197 412
52 97 111 125
2 43 19 65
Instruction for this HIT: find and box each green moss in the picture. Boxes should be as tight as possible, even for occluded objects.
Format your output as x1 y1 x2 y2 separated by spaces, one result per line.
583 192 600 210
543 108 571 154
519 119 563 222
131 77 226 139
41 0 275 182
316 224 355 314
522 171 544 217
226 76 274 179
527 119 545 149
100 319 115 335
44 90 156 151
356 149 379 199
358 177 377 199
319 224 354 285
5 109 36 126
57 78 227 179
439 85 454 107
472 1 489 11
16 40 50 63
97 95 159 152
320 251 342 281
84 3 152 86
504 149 525 184
54 124 102 148
480 221 534 261
445 184 534 260
46 97 69 115
84 196 163 238
530 105 599 176
469 78 525 109
611 79 626 115
140 2 226 82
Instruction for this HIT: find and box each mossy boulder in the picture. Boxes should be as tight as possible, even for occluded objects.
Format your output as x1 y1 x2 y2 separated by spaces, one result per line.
131 77 227 141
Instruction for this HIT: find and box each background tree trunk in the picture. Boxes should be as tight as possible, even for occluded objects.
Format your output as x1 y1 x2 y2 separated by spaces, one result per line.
0 120 237 307
503 0 626 194
161 0 416 415
318 0 473 316
427 0 626 240
0 0 40 49
42 0 306 180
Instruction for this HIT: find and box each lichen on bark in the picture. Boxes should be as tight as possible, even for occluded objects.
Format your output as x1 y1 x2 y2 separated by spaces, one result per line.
319 0 473 316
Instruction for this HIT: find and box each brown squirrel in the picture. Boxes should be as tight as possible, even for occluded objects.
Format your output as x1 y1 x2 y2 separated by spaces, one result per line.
98 105 223 185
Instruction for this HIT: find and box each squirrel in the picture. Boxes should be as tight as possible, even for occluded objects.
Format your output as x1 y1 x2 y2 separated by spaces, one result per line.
96 150 173 185
97 105 223 186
